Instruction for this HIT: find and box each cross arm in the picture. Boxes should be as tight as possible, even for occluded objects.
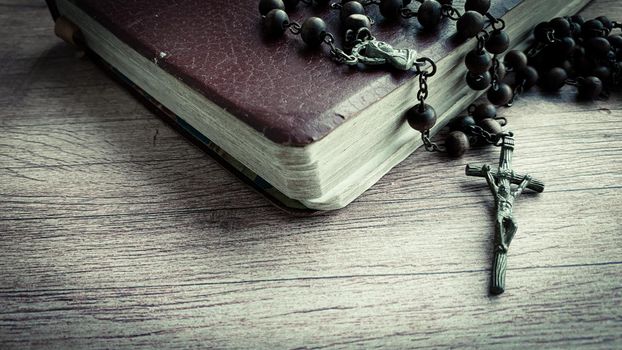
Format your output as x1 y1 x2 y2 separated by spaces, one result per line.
465 164 544 193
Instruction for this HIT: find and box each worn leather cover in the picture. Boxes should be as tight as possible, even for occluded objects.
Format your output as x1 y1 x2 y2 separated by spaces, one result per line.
57 0 521 146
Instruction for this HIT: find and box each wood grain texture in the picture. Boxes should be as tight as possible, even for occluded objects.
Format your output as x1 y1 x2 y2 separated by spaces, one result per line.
1 0 621 349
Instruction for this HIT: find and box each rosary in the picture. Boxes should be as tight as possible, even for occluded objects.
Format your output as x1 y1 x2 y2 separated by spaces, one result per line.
259 0 622 294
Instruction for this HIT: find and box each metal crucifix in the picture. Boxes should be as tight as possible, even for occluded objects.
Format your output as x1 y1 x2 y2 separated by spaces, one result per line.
466 133 544 295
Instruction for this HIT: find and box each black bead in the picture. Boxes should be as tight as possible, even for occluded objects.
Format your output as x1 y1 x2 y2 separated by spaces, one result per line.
560 60 574 76
487 83 512 105
417 0 442 29
379 0 404 20
457 11 485 39
583 19 605 38
283 0 299 10
517 66 538 89
301 17 327 47
445 131 470 157
464 0 490 15
473 103 497 121
478 118 503 135
485 30 510 54
344 14 371 32
466 71 491 90
577 76 603 100
570 22 582 37
540 67 568 91
314 0 331 5
340 1 365 22
263 9 289 37
586 37 611 57
608 35 622 49
555 37 576 57
406 103 437 131
549 17 571 38
259 0 285 15
503 50 527 71
449 115 476 133
534 22 552 43
596 16 613 30
591 65 611 83
495 61 507 80
570 15 584 25
465 49 492 74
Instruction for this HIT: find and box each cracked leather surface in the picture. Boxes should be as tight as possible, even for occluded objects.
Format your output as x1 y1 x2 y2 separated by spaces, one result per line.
66 0 521 146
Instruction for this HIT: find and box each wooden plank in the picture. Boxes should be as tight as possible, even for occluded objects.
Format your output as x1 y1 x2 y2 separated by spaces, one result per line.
1 189 619 290
0 264 620 349
0 118 204 168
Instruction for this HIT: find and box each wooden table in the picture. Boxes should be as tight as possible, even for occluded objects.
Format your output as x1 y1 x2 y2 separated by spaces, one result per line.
1 1 621 348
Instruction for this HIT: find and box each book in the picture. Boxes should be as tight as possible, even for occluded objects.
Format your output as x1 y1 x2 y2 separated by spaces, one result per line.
46 0 591 210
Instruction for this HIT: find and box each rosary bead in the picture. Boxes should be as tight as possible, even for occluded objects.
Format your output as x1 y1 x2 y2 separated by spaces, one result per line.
465 49 492 74
478 118 503 135
570 15 584 25
340 1 365 22
417 0 442 29
608 35 622 49
503 50 528 71
570 22 582 37
534 22 552 43
263 9 290 37
560 60 574 76
283 0 299 10
473 103 497 121
457 11 485 39
406 103 437 132
344 14 371 32
485 30 510 54
487 83 512 105
586 37 611 57
555 37 576 57
582 19 605 38
259 0 285 15
549 17 571 38
449 115 476 133
577 76 603 100
464 0 490 15
517 66 539 89
495 61 507 80
379 0 405 20
466 71 492 90
540 67 568 91
445 131 470 157
596 16 613 31
591 65 611 84
301 17 327 47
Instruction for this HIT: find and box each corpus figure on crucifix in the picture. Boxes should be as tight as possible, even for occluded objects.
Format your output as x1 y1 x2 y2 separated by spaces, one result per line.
466 133 544 295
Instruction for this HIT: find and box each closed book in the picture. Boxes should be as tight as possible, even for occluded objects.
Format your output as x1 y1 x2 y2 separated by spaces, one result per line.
46 0 591 210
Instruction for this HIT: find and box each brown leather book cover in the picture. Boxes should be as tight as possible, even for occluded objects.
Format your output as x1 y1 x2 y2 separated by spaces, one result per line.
50 0 522 146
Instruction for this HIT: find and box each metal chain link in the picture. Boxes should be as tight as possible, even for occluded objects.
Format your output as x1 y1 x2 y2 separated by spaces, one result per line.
285 21 302 35
400 7 417 18
422 130 444 152
323 33 359 65
441 5 461 20
490 56 500 90
468 125 513 146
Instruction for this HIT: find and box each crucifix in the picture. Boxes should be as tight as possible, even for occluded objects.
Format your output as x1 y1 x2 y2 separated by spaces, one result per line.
466 133 544 295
